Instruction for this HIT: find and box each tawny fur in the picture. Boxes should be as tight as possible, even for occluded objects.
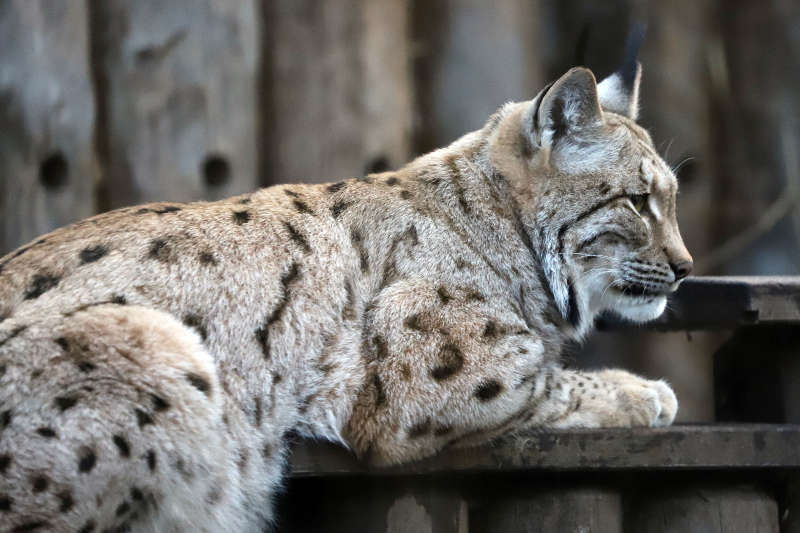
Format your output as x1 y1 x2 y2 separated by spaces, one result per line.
0 66 691 532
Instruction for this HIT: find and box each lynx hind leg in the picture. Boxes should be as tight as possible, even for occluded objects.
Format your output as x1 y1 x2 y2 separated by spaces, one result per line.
0 305 261 533
544 368 677 429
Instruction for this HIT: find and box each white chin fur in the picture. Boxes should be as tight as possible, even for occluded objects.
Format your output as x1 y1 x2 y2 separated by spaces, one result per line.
613 295 667 323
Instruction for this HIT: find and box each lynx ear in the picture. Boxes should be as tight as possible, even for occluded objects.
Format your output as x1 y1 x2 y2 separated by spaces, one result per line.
529 67 603 150
597 23 646 119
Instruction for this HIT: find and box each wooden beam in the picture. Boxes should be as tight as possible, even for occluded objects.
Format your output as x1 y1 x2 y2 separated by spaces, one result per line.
290 424 800 477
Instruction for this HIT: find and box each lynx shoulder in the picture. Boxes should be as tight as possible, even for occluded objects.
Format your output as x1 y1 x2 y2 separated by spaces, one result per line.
0 47 691 533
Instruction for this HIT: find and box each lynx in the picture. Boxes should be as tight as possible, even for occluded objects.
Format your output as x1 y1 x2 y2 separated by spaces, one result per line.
0 39 691 533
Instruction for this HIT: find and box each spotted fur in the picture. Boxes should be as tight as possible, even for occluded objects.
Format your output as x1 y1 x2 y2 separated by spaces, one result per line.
0 58 690 531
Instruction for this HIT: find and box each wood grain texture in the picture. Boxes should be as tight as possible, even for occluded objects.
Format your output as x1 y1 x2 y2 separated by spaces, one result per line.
262 0 412 184
0 0 97 255
90 0 260 207
626 487 779 533
471 487 622 533
290 425 800 476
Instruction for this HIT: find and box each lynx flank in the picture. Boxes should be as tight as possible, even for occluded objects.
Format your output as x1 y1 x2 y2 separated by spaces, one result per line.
0 46 691 533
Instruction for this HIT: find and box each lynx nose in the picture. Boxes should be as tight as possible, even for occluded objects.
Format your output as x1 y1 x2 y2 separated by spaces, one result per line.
670 260 693 281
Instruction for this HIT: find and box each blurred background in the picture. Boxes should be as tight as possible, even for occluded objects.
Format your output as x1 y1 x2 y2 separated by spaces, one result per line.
1 0 799 421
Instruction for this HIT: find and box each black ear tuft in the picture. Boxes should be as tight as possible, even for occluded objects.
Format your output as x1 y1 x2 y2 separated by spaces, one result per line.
620 22 647 88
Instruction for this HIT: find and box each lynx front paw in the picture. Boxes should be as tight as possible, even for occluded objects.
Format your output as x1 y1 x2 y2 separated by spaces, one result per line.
616 379 677 427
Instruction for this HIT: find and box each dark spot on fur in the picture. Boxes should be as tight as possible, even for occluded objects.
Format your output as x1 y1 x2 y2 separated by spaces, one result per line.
483 320 498 338
35 427 56 438
151 394 170 412
327 181 346 193
403 314 425 331
273 373 282 384
466 290 485 302
54 395 79 412
475 379 503 401
330 200 350 218
385 176 399 186
434 426 453 437
11 521 48 532
134 409 154 428
232 210 251 225
31 475 49 492
284 222 311 253
186 372 211 396
373 335 389 359
255 326 269 360
293 199 313 215
182 314 207 341
567 283 580 327
598 182 611 195
113 435 131 458
1 410 11 430
77 360 96 373
0 494 10 511
24 273 60 300
199 251 217 265
0 454 9 474
254 397 263 426
357 175 373 184
431 344 464 381
111 294 127 305
77 520 96 533
154 205 181 214
130 487 144 502
145 450 157 472
455 257 469 270
400 190 412 200
262 443 272 459
55 337 69 350
284 189 299 198
57 490 74 512
79 245 108 264
373 374 386 406
148 239 171 262
408 418 431 439
78 447 96 473
437 286 452 304
116 501 130 516
350 229 369 272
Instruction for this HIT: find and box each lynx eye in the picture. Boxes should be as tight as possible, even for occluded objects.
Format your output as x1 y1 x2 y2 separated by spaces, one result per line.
629 193 649 214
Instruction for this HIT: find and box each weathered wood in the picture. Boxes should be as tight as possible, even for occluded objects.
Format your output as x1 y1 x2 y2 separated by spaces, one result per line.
471 487 622 533
626 487 779 533
0 0 97 255
290 425 800 477
90 0 260 207
261 0 412 184
280 478 467 532
412 0 546 154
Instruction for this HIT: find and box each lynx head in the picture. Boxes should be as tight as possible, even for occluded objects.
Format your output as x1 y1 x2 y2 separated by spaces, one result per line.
488 29 692 332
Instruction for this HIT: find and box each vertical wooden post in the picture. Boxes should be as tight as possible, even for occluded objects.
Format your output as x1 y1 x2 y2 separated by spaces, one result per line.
471 486 622 533
90 0 261 208
0 0 97 254
261 0 413 185
412 0 546 154
281 478 467 533
627 487 779 533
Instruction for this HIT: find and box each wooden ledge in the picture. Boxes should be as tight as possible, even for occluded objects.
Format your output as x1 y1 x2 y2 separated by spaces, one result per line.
290 424 800 477
598 276 800 330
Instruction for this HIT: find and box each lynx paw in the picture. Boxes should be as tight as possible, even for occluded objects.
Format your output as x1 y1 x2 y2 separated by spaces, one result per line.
616 379 677 427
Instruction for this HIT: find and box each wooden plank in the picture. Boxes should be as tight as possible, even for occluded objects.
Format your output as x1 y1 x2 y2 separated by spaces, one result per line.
91 0 260 207
598 276 800 330
0 0 97 255
290 425 800 477
412 0 545 154
471 487 622 533
626 487 779 533
262 0 412 184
